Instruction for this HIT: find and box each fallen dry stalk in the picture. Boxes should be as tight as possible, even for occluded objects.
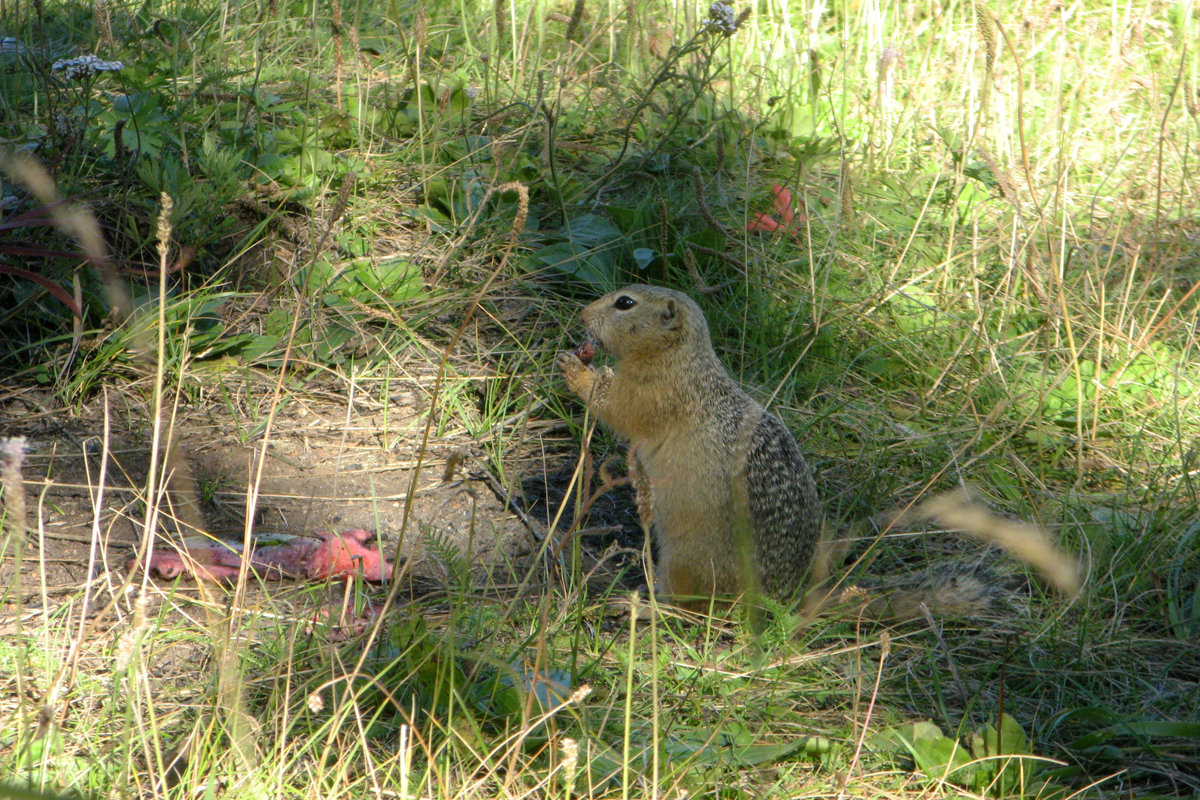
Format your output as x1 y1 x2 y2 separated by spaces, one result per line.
894 487 1083 597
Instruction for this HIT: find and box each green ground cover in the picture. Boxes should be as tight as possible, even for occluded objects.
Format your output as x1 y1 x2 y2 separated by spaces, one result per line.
2 0 1198 797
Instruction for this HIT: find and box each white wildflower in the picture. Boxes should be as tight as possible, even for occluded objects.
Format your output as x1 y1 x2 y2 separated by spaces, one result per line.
51 54 124 80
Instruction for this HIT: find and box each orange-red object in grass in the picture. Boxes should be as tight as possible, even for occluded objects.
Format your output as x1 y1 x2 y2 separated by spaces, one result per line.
746 184 806 239
129 530 395 641
129 529 394 583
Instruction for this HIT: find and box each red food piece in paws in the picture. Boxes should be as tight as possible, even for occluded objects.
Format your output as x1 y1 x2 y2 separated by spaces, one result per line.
575 339 596 365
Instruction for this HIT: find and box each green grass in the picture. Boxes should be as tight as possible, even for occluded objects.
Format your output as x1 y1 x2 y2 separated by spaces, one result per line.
3 0 1200 797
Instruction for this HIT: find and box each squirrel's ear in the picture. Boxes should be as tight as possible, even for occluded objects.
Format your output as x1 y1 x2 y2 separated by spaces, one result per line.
661 298 680 327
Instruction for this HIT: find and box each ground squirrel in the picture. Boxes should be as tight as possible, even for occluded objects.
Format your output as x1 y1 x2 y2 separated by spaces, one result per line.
557 284 821 605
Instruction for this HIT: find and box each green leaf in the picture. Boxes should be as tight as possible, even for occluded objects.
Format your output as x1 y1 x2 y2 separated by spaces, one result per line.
970 714 1032 759
531 242 615 290
405 204 452 233
875 721 977 786
660 724 825 766
968 715 1038 795
490 663 573 715
908 735 976 784
633 247 656 271
562 213 620 247
1070 719 1200 750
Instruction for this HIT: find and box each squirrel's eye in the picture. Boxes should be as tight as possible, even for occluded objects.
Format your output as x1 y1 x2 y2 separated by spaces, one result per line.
613 295 636 310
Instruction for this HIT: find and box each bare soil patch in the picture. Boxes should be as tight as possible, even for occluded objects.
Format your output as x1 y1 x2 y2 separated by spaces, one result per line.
1 364 644 628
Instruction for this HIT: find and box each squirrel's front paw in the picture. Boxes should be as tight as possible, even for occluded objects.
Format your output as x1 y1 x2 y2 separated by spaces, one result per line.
556 350 584 376
557 351 590 395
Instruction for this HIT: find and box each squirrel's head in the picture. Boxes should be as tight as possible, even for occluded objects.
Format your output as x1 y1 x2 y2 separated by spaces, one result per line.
578 284 710 363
